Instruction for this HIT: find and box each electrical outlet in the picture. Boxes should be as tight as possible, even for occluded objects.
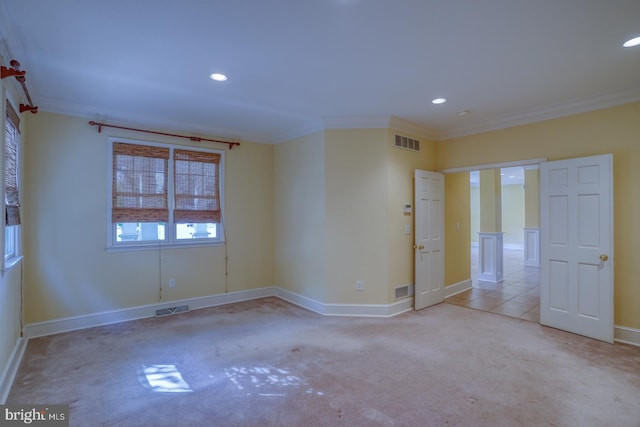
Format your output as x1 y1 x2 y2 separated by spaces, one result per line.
169 279 176 288
356 280 364 291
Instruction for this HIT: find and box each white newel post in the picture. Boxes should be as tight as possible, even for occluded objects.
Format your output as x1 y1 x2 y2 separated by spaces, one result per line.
523 227 540 267
478 232 504 282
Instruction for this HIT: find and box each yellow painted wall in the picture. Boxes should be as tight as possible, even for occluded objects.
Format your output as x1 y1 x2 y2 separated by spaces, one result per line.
274 128 435 305
22 112 274 323
324 129 389 304
479 169 502 232
444 172 471 287
470 185 479 243
524 168 540 227
501 184 525 248
273 131 326 302
386 129 436 302
436 101 640 329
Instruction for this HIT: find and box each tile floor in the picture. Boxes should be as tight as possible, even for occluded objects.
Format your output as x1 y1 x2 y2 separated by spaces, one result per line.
444 247 541 322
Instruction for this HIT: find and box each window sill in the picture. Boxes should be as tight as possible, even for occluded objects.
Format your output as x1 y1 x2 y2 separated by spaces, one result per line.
106 241 226 252
3 255 23 271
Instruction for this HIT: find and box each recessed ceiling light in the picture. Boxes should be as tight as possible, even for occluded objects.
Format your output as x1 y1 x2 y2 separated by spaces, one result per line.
458 110 471 116
623 36 640 47
210 73 228 82
432 98 447 105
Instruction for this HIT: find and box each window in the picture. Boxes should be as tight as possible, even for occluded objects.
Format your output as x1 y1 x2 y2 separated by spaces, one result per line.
3 100 21 265
108 139 224 248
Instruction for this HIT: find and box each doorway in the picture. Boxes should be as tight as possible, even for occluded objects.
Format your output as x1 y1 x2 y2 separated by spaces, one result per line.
445 166 541 322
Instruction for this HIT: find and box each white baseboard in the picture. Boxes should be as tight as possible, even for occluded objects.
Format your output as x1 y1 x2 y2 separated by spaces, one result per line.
23 286 415 339
614 325 640 347
0 337 27 404
444 279 473 298
23 287 276 339
275 287 413 317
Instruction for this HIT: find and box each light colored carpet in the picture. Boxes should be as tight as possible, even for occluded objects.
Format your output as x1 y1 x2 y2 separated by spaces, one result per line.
8 298 640 426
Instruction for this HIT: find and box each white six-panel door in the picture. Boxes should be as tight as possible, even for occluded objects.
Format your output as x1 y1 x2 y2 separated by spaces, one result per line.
540 154 613 343
414 170 444 310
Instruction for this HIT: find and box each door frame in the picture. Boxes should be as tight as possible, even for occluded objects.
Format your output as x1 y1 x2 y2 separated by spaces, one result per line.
439 157 547 307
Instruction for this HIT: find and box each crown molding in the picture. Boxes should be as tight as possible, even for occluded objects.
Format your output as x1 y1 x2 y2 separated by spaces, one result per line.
436 87 640 141
323 115 392 130
272 118 325 144
36 96 272 144
388 115 437 141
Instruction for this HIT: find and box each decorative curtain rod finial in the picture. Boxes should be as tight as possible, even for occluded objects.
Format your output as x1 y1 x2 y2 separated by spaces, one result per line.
19 104 38 114
1 65 26 79
3 60 38 114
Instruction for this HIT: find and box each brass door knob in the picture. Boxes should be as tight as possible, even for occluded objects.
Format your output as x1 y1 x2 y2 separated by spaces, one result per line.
413 244 425 250
600 254 609 262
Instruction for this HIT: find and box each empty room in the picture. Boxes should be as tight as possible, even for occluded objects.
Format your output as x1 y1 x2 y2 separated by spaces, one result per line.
1 1 639 426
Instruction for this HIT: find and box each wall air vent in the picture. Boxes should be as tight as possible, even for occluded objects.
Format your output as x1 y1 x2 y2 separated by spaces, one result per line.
394 284 414 300
394 134 420 152
155 305 189 317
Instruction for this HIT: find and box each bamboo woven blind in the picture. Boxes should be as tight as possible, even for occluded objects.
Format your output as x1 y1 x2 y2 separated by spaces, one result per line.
112 142 169 222
5 101 20 226
173 149 221 223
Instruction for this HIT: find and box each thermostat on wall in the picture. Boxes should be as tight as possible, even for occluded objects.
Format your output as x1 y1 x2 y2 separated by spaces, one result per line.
403 204 412 214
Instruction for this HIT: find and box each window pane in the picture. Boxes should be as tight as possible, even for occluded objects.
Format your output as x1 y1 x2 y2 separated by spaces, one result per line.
116 222 166 242
176 223 217 240
4 226 15 258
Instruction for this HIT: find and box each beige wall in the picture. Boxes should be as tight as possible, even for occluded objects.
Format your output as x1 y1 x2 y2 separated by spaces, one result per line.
325 129 389 304
386 129 436 302
524 168 540 227
479 169 502 232
23 112 274 323
501 184 524 248
273 131 326 302
437 101 640 329
274 128 435 305
444 172 471 286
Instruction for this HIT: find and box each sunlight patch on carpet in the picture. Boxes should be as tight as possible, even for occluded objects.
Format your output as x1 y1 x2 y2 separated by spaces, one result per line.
139 364 193 393
223 366 323 397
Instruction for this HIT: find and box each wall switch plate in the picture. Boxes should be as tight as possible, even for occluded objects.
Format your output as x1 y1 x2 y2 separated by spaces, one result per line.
356 280 364 291
405 225 411 234
169 279 176 288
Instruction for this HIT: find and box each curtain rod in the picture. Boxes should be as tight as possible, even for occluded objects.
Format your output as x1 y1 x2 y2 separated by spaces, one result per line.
1 59 38 114
88 121 240 149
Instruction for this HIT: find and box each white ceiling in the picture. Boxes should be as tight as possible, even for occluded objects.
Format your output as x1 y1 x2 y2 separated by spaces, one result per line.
1 1 639 143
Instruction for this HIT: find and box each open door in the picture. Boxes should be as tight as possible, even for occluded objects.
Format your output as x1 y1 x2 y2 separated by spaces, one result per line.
414 170 444 310
540 154 613 342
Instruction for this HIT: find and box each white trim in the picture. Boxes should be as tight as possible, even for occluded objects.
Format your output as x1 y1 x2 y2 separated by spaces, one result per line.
444 279 473 298
37 96 272 144
478 232 504 283
275 287 413 317
274 288 325 315
105 137 226 249
23 286 420 340
23 287 275 339
0 337 27 404
323 115 391 130
440 158 547 175
523 227 540 267
614 325 640 347
388 116 437 140
504 244 524 250
436 87 640 141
